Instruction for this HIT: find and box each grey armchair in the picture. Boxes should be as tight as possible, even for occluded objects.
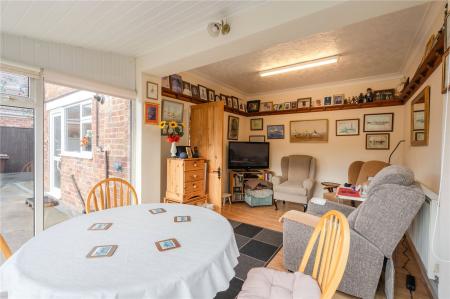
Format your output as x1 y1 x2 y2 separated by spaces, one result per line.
272 155 316 209
282 165 425 299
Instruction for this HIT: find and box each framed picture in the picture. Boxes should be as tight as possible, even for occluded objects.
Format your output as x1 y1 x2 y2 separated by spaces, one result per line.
249 135 266 142
283 102 291 110
260 102 273 112
442 50 450 94
144 102 159 125
364 113 394 132
186 147 193 158
374 89 395 101
191 85 200 99
232 97 239 110
162 100 183 123
267 125 285 139
227 97 233 108
198 85 208 101
228 116 239 140
336 119 360 136
415 131 425 141
220 94 228 102
290 119 328 143
323 96 332 106
273 104 280 111
247 100 260 113
298 97 312 108
413 110 425 130
239 100 246 112
291 101 298 109
313 99 322 107
215 95 221 102
161 76 170 89
146 81 158 100
250 118 263 130
169 75 182 94
207 89 215 102
366 133 390 150
333 94 344 105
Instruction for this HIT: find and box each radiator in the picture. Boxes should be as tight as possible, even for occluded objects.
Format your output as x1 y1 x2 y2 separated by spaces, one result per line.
407 185 439 280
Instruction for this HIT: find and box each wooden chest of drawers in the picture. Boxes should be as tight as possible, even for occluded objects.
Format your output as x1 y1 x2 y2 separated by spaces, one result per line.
164 158 207 204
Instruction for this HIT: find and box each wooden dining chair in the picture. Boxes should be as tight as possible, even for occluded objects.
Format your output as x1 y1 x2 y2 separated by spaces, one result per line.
238 210 350 299
86 178 138 213
0 234 12 260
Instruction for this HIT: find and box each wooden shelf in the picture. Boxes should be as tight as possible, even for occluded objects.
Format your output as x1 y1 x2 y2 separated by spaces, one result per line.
400 31 444 103
162 89 404 118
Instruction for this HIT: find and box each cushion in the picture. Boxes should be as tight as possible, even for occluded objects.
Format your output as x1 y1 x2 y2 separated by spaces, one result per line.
368 165 414 192
274 181 307 196
287 155 312 183
238 268 320 299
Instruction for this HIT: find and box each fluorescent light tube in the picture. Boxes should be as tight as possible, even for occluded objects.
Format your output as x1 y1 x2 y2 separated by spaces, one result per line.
259 56 339 77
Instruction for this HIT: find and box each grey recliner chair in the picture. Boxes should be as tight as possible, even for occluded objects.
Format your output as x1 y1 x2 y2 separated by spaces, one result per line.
282 165 425 299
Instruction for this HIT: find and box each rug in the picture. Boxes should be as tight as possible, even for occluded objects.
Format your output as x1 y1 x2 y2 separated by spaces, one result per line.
215 220 283 299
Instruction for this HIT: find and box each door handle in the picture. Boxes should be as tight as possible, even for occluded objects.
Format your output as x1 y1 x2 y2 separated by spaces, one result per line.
212 167 221 180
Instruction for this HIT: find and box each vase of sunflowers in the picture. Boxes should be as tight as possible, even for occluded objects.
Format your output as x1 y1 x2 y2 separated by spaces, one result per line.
159 121 184 157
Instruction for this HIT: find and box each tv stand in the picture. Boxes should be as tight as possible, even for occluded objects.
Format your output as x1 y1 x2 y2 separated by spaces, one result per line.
229 169 272 203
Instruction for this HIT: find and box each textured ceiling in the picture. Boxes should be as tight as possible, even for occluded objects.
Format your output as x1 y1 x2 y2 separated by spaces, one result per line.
0 1 265 57
191 4 430 95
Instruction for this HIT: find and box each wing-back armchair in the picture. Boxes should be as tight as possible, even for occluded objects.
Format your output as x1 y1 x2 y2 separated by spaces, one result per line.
282 165 425 299
272 155 316 208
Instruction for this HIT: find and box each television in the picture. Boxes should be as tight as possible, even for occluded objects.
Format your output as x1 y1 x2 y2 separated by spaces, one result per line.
228 142 269 169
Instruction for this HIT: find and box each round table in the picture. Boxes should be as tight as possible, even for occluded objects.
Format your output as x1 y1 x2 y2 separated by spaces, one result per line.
0 204 239 299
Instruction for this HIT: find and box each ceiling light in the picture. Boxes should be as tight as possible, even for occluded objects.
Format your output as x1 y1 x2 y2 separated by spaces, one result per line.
259 56 340 77
207 20 231 37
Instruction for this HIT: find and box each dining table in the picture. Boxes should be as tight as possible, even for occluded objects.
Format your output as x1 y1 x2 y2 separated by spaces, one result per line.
0 203 239 299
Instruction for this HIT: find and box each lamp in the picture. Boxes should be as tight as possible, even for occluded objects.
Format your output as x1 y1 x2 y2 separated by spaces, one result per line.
207 20 230 37
259 56 340 77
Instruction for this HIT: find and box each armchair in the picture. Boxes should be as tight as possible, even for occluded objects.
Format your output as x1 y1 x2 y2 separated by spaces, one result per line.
282 165 425 299
272 155 316 209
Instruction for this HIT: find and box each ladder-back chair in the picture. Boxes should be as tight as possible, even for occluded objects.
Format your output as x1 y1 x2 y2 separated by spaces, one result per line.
0 234 12 260
86 178 138 213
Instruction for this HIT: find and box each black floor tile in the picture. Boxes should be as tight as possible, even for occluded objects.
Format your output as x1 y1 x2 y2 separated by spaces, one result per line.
234 223 263 238
254 229 283 247
240 239 278 262
234 234 250 249
214 277 244 299
234 254 265 281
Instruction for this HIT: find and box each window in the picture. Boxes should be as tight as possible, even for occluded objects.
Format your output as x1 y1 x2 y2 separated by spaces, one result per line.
63 101 92 155
0 71 30 98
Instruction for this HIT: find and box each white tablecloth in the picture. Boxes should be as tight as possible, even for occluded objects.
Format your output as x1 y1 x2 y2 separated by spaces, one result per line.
0 204 239 299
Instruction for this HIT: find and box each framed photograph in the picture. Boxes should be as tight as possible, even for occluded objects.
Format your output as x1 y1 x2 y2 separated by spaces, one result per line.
239 100 246 112
220 94 228 102
333 94 344 105
155 238 181 252
247 100 260 113
273 104 279 111
313 99 322 107
323 96 332 106
146 81 158 100
161 76 170 89
442 50 450 94
298 97 312 108
207 89 215 102
162 100 183 123
415 131 425 141
232 97 239 110
364 113 394 132
291 101 298 109
228 116 239 140
169 75 182 94
88 223 112 231
174 216 191 223
227 97 233 108
144 102 159 125
198 85 208 101
336 119 360 136
149 208 167 214
250 118 264 130
413 110 425 130
374 89 395 101
86 245 118 258
290 119 328 143
182 81 191 96
215 95 221 102
260 102 273 112
366 133 390 150
267 125 285 139
191 85 200 99
249 135 266 142
186 147 193 158
283 102 291 110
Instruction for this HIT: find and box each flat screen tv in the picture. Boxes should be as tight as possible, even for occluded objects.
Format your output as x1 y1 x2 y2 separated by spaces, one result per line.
228 142 269 169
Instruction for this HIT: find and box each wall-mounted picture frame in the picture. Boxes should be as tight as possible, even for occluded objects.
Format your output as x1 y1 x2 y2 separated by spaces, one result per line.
363 113 394 132
313 99 322 107
228 116 239 140
169 75 182 94
415 131 425 141
182 81 191 97
250 118 264 130
162 99 183 123
232 97 239 110
161 76 170 89
239 100 246 112
283 102 291 110
207 89 215 102
215 95 221 102
144 102 159 125
247 100 260 113
333 94 344 105
273 104 280 111
249 135 266 142
146 81 158 100
191 85 200 99
267 125 285 139
290 119 328 143
220 94 228 102
227 97 233 108
198 85 208 101
291 101 298 110
260 102 273 112
366 133 390 150
413 110 425 130
373 89 395 101
298 98 312 108
323 96 332 106
336 119 360 136
442 50 450 94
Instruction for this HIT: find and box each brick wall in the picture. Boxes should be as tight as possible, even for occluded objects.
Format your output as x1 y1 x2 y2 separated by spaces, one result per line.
43 86 131 214
0 106 33 128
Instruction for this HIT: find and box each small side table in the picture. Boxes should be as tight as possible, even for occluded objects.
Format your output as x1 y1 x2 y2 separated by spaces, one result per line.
321 181 340 193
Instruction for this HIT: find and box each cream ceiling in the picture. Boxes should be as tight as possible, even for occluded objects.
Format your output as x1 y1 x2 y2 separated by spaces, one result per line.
0 1 264 57
190 3 431 95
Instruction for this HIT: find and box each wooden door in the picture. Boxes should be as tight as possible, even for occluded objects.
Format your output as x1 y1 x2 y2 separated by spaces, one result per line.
190 101 224 211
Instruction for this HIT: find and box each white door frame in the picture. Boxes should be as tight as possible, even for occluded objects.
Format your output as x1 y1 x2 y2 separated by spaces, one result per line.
49 109 62 199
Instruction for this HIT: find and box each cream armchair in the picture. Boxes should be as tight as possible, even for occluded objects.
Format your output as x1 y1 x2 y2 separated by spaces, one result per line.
272 155 316 209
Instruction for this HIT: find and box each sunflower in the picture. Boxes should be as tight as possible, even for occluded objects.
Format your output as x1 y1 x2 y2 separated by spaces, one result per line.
169 121 177 128
159 121 166 129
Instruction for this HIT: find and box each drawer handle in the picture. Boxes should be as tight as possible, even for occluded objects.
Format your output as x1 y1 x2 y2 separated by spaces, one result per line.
193 184 197 189
193 163 198 167
193 174 198 178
